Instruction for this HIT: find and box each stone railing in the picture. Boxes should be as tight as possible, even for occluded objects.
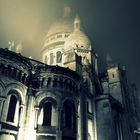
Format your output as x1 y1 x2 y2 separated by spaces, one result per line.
34 65 81 94
0 62 28 84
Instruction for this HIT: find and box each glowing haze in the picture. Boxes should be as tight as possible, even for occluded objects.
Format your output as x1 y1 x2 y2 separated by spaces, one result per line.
0 0 68 59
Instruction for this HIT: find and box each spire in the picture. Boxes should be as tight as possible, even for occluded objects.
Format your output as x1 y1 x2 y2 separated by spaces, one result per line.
63 4 71 18
106 53 113 67
74 14 81 30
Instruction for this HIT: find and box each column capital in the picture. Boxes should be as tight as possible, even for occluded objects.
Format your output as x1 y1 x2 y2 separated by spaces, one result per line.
34 106 40 110
20 104 24 108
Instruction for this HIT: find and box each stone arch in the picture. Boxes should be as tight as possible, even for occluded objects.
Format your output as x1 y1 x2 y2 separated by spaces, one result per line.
38 97 57 126
61 97 78 111
35 91 58 106
0 79 6 96
5 83 27 104
4 89 23 125
39 96 57 108
35 91 58 127
56 51 62 63
7 90 22 102
7 94 18 122
44 55 48 64
50 53 54 64
62 98 77 132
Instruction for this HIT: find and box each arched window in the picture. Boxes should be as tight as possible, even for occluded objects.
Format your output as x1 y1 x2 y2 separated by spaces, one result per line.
45 56 48 64
7 94 18 122
42 102 52 126
38 99 57 127
65 105 72 128
56 51 62 63
63 100 76 130
50 53 53 64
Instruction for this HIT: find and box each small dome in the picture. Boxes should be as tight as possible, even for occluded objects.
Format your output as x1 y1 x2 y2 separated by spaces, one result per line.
46 17 73 37
64 15 91 51
64 29 91 51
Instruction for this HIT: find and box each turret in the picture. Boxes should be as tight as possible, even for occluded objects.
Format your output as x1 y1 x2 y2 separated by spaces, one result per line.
106 55 124 104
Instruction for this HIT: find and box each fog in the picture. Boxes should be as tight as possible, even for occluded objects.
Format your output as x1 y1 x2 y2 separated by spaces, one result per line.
0 0 140 93
0 0 66 59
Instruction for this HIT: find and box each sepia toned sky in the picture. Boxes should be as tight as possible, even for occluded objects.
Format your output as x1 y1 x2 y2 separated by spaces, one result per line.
0 0 140 93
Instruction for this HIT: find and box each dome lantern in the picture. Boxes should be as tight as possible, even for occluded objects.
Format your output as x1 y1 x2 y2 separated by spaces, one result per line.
74 14 81 30
63 4 71 18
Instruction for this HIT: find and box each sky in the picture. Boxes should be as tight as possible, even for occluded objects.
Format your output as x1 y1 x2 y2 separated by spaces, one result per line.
0 0 140 94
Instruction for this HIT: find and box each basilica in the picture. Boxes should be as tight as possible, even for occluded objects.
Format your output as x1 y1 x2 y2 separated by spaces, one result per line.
0 5 139 140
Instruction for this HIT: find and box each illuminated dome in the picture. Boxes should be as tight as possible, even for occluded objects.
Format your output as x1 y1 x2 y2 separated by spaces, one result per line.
45 5 73 37
64 29 91 51
42 5 76 66
46 18 73 37
64 15 91 51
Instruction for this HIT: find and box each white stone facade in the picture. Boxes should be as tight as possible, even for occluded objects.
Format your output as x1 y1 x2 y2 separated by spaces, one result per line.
0 5 139 140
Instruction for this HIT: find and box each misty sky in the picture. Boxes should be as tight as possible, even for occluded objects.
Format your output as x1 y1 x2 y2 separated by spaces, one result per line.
0 0 140 93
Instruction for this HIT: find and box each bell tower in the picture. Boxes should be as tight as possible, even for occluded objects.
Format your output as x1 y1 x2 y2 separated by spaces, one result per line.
106 55 124 104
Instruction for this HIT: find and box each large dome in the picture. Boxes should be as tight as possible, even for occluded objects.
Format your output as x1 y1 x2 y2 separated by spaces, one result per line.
46 5 73 37
46 17 73 37
64 29 91 51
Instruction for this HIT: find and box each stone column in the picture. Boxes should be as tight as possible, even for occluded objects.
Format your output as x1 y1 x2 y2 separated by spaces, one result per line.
78 114 81 140
47 77 52 87
10 67 14 77
75 109 79 139
51 105 56 126
17 104 25 140
15 100 20 125
3 65 7 75
43 78 47 87
0 64 3 74
18 104 24 127
24 74 28 84
39 77 43 88
15 69 20 80
93 97 97 140
4 65 8 76
56 107 62 140
34 106 39 129
20 72 24 83
50 77 53 87
24 86 36 140
119 114 123 140
80 85 88 140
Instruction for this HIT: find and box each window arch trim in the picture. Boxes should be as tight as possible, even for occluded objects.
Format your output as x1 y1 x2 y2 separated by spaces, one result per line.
6 90 22 124
7 94 18 122
38 97 57 127
56 51 62 63
63 100 76 131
